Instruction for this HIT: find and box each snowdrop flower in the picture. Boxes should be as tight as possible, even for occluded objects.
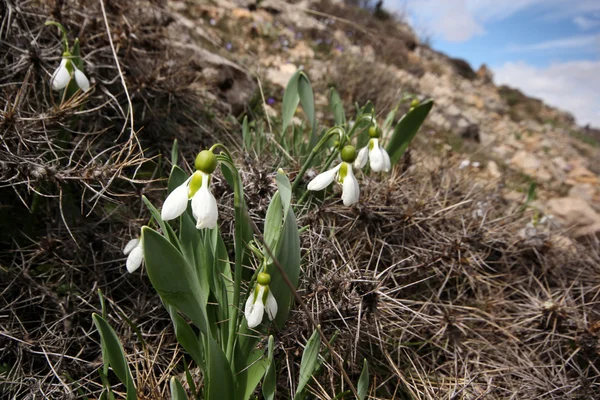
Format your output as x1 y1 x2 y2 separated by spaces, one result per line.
354 126 391 172
123 238 144 273
161 150 219 229
245 272 278 329
308 145 360 206
51 53 90 92
458 159 471 170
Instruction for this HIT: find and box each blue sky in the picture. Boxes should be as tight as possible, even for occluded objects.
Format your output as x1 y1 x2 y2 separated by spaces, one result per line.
388 0 600 126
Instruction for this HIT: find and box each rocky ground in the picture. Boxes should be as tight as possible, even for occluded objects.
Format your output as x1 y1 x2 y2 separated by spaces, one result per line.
181 0 599 239
1 0 600 399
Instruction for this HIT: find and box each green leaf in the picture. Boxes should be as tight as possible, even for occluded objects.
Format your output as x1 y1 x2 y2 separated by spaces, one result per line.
357 359 369 400
329 87 346 127
262 336 276 400
297 72 317 147
180 212 209 307
281 69 302 135
171 139 179 167
92 314 137 400
168 305 204 368
294 328 321 400
206 334 235 400
142 227 209 335
236 349 269 400
184 359 197 397
269 173 300 329
141 195 179 246
71 38 83 70
263 192 283 256
170 377 187 400
168 165 188 194
386 99 434 165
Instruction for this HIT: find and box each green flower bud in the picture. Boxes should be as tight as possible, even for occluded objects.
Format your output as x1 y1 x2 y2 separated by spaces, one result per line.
340 145 357 163
410 99 420 108
188 171 203 198
257 272 271 286
368 126 380 138
195 150 218 174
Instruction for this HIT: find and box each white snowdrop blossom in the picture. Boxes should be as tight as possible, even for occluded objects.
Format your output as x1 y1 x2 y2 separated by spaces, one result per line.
123 238 144 273
354 126 391 172
458 159 471 170
307 145 360 206
245 272 278 329
161 150 219 229
51 54 90 92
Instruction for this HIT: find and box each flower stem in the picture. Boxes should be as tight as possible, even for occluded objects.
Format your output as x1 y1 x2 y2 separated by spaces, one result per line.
290 127 344 193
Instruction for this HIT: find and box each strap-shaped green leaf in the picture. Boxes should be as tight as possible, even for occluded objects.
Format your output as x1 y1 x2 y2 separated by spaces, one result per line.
92 314 137 400
294 328 321 400
297 72 317 148
357 359 369 400
142 226 209 336
171 139 179 167
169 377 187 400
386 99 434 165
205 333 235 400
269 172 300 329
262 336 276 400
235 349 269 400
282 69 302 135
167 305 204 369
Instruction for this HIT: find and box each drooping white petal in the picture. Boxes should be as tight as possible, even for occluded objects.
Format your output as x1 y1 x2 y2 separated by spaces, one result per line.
307 163 342 191
126 245 144 273
245 293 255 318
51 59 71 91
74 67 90 92
191 181 218 229
369 139 386 172
354 146 369 169
246 286 266 329
458 159 470 170
161 179 191 221
341 165 360 206
381 148 392 172
123 238 139 255
265 290 278 320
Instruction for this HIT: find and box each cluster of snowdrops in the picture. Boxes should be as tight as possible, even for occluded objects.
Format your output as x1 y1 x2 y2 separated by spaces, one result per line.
46 21 432 399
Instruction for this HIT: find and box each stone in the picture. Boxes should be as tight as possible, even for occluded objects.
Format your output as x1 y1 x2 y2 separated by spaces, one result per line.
231 8 252 19
289 41 315 60
568 183 595 203
510 150 540 172
487 161 502 179
266 63 297 88
544 197 600 238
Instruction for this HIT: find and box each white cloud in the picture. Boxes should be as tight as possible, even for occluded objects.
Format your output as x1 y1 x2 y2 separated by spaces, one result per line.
392 0 600 42
506 33 600 52
400 0 485 42
573 15 600 30
494 60 600 127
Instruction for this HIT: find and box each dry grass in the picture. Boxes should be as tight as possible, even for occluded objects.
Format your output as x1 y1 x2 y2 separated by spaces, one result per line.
2 1 600 399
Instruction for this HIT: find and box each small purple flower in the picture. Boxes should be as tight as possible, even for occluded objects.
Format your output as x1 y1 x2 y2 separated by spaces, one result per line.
209 18 216 26
335 45 344 52
267 97 276 105
225 42 232 51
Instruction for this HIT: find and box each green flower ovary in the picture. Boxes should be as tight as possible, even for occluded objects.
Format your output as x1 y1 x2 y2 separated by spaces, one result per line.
195 150 218 174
